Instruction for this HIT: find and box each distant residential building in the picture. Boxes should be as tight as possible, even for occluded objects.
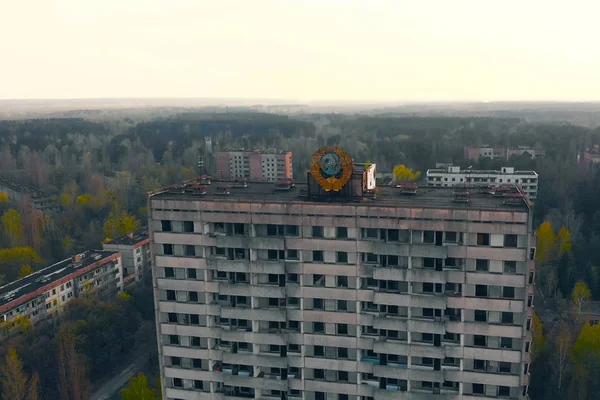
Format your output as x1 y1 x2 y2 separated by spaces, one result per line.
0 175 59 213
0 250 122 325
103 229 151 286
578 145 600 165
465 146 545 161
426 165 539 199
216 150 293 181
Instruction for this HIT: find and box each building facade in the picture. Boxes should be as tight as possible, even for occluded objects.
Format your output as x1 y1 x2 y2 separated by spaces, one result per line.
0 250 122 325
0 174 59 213
216 150 293 182
464 147 545 162
149 150 535 400
103 229 151 287
426 166 539 200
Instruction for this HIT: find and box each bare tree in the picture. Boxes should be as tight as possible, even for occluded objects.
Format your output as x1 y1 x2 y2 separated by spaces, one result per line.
57 325 91 400
0 348 40 400
551 322 572 395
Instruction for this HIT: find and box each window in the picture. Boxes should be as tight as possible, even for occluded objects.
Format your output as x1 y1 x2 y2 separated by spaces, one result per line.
183 221 194 233
337 276 348 288
314 369 325 380
171 356 181 366
190 314 200 325
233 223 245 235
504 234 518 248
498 386 510 396
475 259 489 271
313 251 324 262
169 335 179 345
184 245 196 256
163 244 173 255
189 292 199 303
445 231 458 242
422 283 434 293
287 249 298 259
337 227 348 239
267 224 279 236
315 392 325 400
285 225 299 236
472 384 484 395
164 267 175 278
338 371 348 382
502 286 515 298
423 308 434 317
529 271 535 284
477 233 490 246
364 228 378 239
339 395 349 400
313 274 325 286
364 253 378 263
194 380 203 390
338 347 348 359
337 300 347 311
337 324 348 335
168 313 177 323
193 358 202 368
191 337 201 347
314 346 325 357
313 322 325 333
504 261 517 274
312 226 324 238
161 220 172 232
474 310 487 322
527 295 534 307
313 299 324 310
423 230 435 243
337 252 348 263
499 362 511 373
475 285 488 297
501 337 512 349
525 341 531 352
474 335 486 347
524 363 529 374
268 249 282 260
172 378 183 388
501 312 514 324
268 298 279 307
166 290 176 301
526 318 532 331
186 268 197 279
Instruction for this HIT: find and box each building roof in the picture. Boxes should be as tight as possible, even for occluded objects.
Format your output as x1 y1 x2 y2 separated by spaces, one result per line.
0 250 119 312
0 175 55 200
220 149 291 155
426 168 538 176
150 180 531 212
103 228 149 247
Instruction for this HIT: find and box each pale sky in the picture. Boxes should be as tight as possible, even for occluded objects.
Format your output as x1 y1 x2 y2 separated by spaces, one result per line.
1 0 599 102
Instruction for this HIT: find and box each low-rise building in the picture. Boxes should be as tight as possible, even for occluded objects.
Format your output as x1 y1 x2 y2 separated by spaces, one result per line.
465 146 545 162
103 229 151 286
579 145 600 165
426 165 539 199
0 250 122 325
0 175 59 213
216 149 293 182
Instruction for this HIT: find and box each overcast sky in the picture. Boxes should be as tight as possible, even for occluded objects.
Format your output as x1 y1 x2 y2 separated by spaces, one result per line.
1 0 599 102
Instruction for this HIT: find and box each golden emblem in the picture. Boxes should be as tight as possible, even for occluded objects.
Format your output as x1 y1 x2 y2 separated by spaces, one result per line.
310 147 353 191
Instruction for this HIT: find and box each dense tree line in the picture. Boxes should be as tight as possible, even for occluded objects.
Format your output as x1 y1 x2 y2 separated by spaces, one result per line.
1 112 600 399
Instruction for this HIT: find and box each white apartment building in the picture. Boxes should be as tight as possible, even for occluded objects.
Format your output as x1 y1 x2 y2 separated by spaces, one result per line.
103 228 151 287
149 175 535 400
426 166 539 200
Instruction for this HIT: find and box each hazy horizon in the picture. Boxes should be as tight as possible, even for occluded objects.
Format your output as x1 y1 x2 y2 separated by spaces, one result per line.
2 0 600 102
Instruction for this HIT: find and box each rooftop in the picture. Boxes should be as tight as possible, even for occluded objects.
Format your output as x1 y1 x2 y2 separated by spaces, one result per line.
0 250 118 310
103 228 149 247
220 149 291 155
0 175 54 200
427 168 538 176
150 180 531 212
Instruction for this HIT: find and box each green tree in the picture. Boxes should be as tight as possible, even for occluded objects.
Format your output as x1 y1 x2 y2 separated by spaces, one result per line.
532 313 547 359
536 221 556 264
18 265 33 279
0 348 40 400
2 209 23 247
103 206 141 241
0 247 42 282
392 164 421 182
0 192 8 204
557 226 572 257
121 373 160 400
572 281 592 318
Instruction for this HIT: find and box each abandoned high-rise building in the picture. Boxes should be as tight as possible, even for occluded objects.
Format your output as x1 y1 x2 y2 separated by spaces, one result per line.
149 147 535 400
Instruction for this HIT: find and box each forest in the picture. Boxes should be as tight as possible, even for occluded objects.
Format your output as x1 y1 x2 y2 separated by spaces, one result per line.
0 110 600 399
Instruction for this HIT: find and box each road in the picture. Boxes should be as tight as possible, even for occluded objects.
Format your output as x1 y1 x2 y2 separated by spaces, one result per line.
92 357 146 400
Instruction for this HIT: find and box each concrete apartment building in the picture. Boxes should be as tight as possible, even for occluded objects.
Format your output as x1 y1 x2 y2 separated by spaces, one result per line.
149 147 535 400
426 166 539 200
216 150 293 182
0 250 122 325
103 228 151 286
0 174 59 213
464 147 545 162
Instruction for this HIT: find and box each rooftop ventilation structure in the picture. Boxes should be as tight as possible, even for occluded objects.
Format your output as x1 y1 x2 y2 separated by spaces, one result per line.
453 185 470 203
274 179 295 191
215 185 231 196
396 182 418 195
